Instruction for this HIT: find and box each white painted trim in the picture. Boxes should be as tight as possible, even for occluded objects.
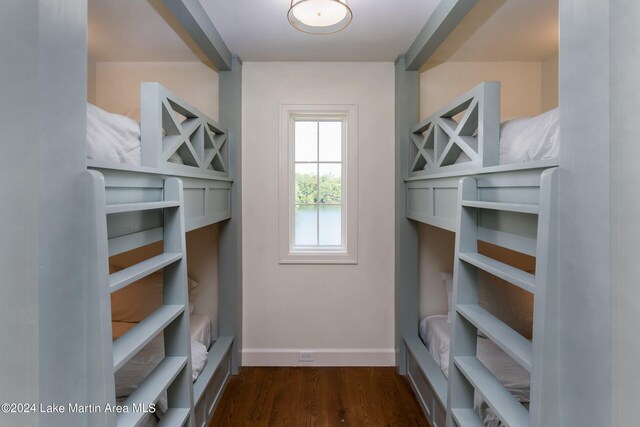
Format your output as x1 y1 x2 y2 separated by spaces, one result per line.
242 348 395 367
278 104 358 264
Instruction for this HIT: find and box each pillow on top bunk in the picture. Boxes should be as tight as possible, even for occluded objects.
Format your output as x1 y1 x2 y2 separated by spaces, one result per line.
87 103 141 165
454 108 559 165
499 107 559 164
439 272 454 323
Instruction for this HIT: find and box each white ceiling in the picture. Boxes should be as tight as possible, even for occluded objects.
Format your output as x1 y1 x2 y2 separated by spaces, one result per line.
88 0 557 65
198 0 440 62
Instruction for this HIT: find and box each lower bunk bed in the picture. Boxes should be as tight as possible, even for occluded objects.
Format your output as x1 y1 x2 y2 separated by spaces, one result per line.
403 82 559 427
86 83 236 427
407 315 531 427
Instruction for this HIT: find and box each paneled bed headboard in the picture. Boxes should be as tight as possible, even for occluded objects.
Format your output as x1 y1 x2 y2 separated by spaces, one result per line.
409 82 500 176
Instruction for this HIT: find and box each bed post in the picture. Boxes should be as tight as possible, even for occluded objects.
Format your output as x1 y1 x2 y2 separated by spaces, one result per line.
218 56 243 374
395 56 420 374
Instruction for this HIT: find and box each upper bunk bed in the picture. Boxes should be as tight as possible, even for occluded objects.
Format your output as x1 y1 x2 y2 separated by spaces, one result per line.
405 81 559 243
87 82 232 256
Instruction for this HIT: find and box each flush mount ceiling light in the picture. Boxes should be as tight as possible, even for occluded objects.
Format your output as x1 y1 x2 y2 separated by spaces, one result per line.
288 0 353 35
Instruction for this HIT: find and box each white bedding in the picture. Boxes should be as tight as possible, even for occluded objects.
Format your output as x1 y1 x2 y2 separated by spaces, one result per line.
87 103 141 165
419 315 530 426
112 314 212 411
189 313 212 348
456 107 559 165
87 103 185 166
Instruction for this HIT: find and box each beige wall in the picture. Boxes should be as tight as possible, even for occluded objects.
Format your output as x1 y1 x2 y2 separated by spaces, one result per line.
541 53 559 111
420 61 543 121
88 60 96 104
242 62 395 366
94 62 219 120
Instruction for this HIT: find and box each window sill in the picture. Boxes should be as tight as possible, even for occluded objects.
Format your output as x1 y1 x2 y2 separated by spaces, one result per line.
279 252 358 265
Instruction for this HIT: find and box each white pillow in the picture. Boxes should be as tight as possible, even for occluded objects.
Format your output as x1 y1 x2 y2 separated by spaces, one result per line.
440 272 454 323
87 103 141 165
499 108 559 165
190 340 208 382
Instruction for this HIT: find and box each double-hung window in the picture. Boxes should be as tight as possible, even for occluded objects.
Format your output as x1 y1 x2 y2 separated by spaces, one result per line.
279 105 357 264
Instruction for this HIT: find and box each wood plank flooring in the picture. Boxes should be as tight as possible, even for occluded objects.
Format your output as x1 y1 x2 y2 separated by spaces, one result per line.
209 367 430 427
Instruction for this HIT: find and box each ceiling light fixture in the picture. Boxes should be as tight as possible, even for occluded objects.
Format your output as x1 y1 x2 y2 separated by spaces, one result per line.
288 0 353 35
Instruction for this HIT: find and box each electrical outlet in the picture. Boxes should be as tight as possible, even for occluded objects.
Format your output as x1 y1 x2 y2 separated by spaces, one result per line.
299 352 314 362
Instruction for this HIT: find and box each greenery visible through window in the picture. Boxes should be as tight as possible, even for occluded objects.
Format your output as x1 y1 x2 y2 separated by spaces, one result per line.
293 119 343 247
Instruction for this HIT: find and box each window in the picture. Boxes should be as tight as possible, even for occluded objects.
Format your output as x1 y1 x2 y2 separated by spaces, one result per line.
279 104 357 264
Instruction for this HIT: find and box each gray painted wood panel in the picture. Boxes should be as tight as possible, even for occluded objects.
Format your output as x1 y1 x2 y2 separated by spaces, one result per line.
558 1 612 425
161 0 232 71
406 165 550 258
610 1 640 425
0 2 40 425
405 0 478 71
218 56 243 375
5 1 95 426
87 166 232 256
395 56 420 373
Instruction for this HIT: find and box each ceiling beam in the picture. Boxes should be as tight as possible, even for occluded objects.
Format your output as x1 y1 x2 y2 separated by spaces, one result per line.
405 0 477 71
162 0 233 71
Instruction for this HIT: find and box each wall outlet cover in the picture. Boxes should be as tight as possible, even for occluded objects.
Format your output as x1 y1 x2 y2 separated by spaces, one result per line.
299 352 314 362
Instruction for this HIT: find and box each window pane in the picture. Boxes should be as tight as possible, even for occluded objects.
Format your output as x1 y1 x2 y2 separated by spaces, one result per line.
319 163 341 204
295 164 318 204
319 121 342 161
319 205 342 246
295 121 317 162
295 205 318 246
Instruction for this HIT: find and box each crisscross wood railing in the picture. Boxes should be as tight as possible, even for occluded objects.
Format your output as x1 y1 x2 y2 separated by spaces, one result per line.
141 83 228 177
409 82 500 176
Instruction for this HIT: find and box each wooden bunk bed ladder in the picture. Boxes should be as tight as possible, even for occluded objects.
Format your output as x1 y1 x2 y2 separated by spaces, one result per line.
446 168 558 427
88 170 195 427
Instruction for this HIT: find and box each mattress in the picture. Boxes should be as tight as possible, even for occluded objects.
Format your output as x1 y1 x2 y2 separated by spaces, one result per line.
456 107 559 165
419 315 530 426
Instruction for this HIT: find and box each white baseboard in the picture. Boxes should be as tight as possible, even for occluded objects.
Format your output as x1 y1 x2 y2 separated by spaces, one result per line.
242 348 395 367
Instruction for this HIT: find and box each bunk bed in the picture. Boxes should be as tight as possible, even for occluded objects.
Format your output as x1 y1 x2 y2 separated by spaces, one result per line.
87 83 234 427
402 82 558 427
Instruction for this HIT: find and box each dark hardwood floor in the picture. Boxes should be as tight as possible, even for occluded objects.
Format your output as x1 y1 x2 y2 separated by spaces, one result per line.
209 367 430 427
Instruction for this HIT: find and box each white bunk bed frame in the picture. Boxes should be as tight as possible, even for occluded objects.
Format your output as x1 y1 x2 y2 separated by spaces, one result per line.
87 83 235 427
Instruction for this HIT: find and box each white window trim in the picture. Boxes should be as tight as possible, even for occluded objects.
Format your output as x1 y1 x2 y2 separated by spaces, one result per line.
279 104 358 264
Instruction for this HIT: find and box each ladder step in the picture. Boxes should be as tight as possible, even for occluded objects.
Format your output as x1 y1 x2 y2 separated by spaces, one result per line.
113 304 185 371
156 408 191 427
459 252 535 294
461 200 539 215
117 356 188 427
450 408 485 427
106 201 180 214
110 253 182 293
457 304 532 372
454 356 529 427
